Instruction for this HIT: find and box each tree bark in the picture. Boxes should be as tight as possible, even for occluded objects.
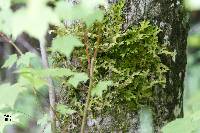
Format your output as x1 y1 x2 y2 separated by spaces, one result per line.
122 0 189 131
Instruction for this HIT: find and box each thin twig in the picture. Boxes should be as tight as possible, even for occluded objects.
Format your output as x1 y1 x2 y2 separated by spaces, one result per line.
80 58 94 133
0 32 23 55
39 38 57 133
80 33 100 133
83 30 91 74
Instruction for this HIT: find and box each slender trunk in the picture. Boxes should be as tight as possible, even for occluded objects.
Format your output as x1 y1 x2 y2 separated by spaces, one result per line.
39 39 56 133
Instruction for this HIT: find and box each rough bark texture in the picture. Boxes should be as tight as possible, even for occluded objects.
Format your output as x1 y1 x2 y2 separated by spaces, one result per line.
101 0 188 132
120 0 189 131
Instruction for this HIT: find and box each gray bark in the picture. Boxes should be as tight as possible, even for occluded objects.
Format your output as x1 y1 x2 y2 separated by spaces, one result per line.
109 0 188 132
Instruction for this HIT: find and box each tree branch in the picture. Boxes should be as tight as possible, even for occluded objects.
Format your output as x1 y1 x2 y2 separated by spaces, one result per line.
0 32 23 55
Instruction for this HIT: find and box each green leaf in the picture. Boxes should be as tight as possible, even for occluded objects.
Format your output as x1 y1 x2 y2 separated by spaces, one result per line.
0 84 24 109
2 54 18 68
91 81 113 97
17 52 38 67
162 118 193 133
0 8 13 34
0 0 13 34
55 0 105 27
11 0 59 39
56 104 76 115
18 75 47 90
16 68 46 89
17 68 74 89
52 35 83 58
38 68 74 78
67 73 88 88
84 9 104 27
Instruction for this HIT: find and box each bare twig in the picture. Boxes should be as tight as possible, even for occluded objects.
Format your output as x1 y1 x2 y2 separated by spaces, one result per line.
80 33 100 133
80 58 94 133
83 30 91 74
0 32 23 55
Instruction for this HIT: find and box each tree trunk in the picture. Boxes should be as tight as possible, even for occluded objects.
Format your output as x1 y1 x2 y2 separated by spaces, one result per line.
122 0 189 131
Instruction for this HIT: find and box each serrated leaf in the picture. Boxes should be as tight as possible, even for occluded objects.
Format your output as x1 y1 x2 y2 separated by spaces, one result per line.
67 73 88 88
17 52 38 67
56 104 76 115
55 0 105 27
84 9 104 27
52 35 83 58
11 0 59 39
91 81 113 97
19 74 47 90
0 84 24 109
16 68 46 89
2 54 18 68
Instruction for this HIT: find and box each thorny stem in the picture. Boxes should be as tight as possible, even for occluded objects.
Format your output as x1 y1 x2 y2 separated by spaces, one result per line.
80 33 100 133
0 32 23 55
39 38 57 133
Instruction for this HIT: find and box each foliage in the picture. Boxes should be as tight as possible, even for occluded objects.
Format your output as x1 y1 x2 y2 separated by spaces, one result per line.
0 0 107 132
52 1 172 131
91 81 113 97
0 0 172 132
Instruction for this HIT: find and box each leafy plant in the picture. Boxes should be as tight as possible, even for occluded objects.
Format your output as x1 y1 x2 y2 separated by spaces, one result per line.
0 0 107 132
52 0 172 131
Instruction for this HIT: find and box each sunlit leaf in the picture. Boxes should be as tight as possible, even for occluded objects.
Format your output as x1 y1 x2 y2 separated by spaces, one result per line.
0 84 24 109
162 118 193 133
52 35 83 58
0 0 13 34
67 73 88 88
56 104 76 115
55 0 105 27
18 74 47 90
38 68 74 78
17 52 38 67
2 54 18 68
11 0 59 39
91 81 113 97
84 9 104 27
